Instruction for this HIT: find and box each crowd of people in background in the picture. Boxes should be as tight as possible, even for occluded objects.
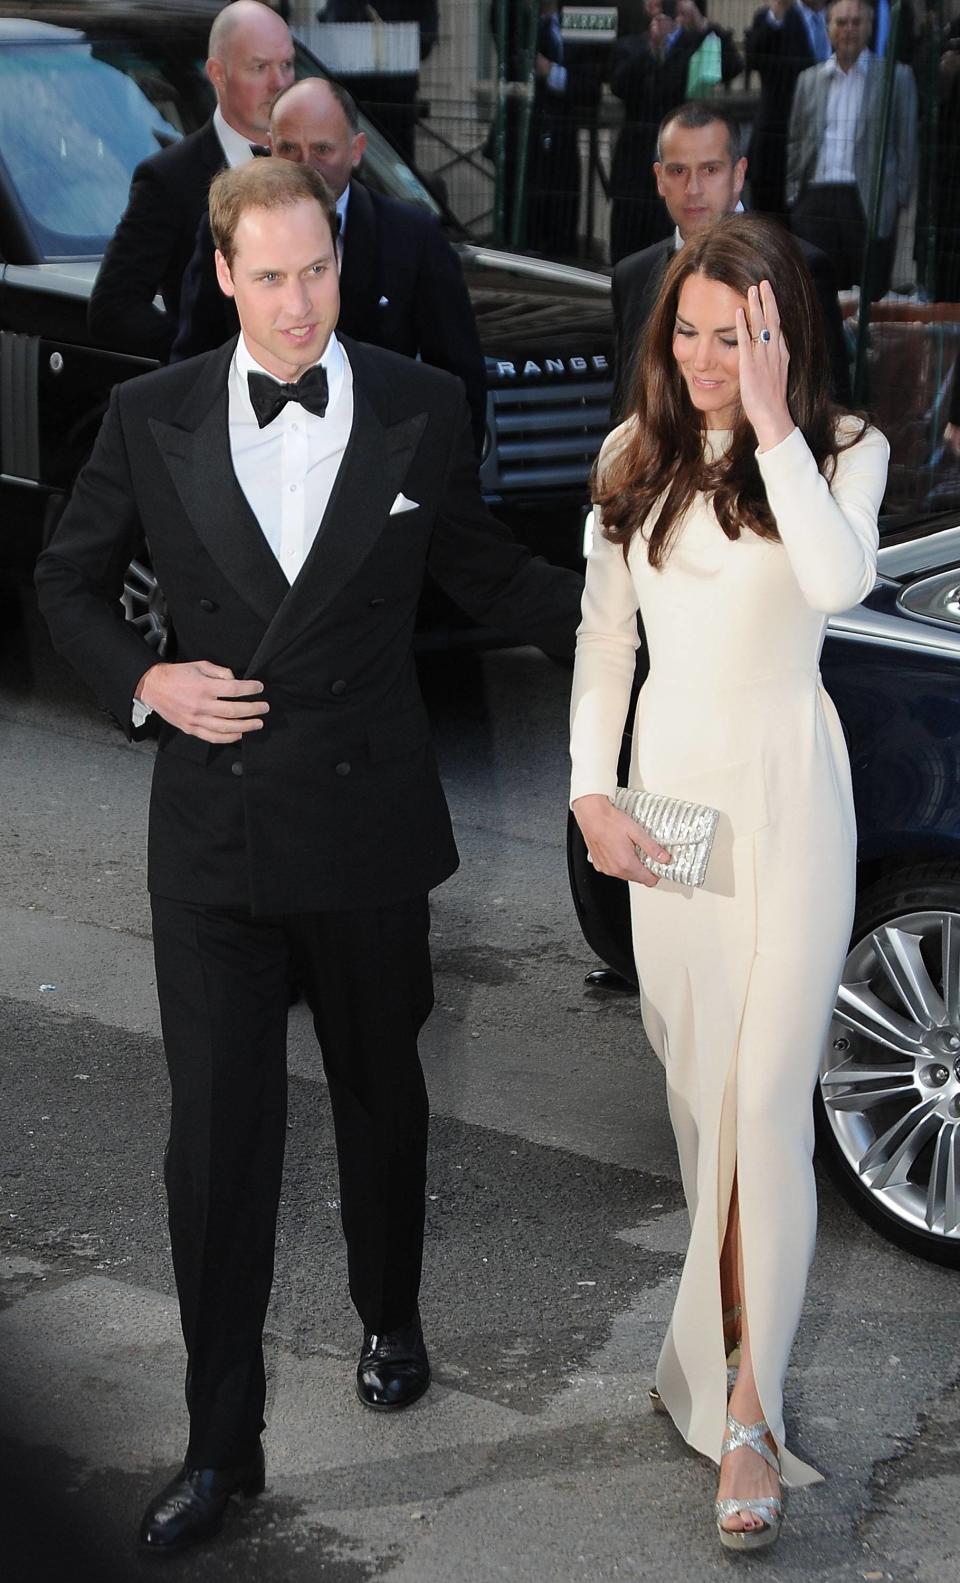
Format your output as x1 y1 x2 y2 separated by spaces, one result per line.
91 0 960 473
478 0 957 315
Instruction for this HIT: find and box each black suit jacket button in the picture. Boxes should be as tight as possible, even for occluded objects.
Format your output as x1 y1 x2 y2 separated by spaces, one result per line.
335 761 351 776
231 761 243 777
330 679 347 696
369 597 385 608
198 598 218 613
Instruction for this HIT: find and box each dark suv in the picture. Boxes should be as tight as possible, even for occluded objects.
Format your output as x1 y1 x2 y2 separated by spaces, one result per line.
0 0 614 610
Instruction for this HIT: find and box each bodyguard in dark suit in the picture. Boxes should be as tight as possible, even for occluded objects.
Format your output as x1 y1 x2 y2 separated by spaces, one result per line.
88 0 295 359
612 101 851 416
173 77 487 449
36 158 582 1559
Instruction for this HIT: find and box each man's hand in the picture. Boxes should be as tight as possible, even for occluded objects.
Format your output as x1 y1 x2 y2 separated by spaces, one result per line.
137 660 269 744
572 793 670 888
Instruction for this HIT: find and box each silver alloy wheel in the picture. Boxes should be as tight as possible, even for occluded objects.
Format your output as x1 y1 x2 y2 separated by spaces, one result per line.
822 909 960 1245
120 557 169 656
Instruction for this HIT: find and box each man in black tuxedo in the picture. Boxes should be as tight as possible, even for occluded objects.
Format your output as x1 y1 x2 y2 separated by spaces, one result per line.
36 158 582 1559
611 100 851 417
173 77 487 450
88 0 295 360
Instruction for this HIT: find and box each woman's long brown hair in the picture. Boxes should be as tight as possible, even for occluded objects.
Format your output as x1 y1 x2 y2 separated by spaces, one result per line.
596 213 865 567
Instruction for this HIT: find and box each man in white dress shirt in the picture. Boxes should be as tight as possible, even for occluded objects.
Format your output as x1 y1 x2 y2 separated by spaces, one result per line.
36 157 583 1559
88 0 295 359
786 0 917 296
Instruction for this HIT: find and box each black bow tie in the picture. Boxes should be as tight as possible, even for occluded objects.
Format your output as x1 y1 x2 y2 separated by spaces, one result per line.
247 364 329 429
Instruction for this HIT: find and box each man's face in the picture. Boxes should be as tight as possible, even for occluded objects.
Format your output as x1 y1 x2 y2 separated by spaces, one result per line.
270 82 365 201
207 9 296 142
829 0 870 68
215 198 340 382
654 122 746 240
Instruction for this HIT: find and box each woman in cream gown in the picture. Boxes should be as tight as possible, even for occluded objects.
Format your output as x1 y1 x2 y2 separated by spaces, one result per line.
570 215 889 1548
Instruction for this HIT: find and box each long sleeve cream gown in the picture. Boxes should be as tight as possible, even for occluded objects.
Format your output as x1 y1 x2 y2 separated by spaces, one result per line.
570 421 889 1486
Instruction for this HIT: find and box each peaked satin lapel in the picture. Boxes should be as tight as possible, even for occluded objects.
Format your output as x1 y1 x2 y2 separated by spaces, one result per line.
148 343 289 626
338 179 379 340
244 381 428 675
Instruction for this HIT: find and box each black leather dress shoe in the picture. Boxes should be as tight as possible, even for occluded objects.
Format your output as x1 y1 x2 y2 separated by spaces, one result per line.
356 1315 431 1410
138 1444 265 1556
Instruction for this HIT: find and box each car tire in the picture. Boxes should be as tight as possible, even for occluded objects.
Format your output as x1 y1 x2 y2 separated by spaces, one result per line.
816 863 960 1268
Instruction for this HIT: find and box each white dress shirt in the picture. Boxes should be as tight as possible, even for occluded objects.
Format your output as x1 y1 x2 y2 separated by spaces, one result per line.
229 333 354 584
213 105 258 169
813 50 870 186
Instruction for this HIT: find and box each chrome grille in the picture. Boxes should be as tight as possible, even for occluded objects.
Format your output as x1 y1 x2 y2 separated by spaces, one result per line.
480 379 613 494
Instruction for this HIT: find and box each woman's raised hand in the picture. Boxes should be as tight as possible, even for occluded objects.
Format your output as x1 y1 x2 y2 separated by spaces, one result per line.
735 281 795 454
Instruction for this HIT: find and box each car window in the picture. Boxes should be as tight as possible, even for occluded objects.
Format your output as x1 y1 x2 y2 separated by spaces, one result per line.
0 32 442 262
0 41 184 256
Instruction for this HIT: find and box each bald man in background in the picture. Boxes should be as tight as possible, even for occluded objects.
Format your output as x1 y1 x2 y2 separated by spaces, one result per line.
88 0 295 359
173 76 487 448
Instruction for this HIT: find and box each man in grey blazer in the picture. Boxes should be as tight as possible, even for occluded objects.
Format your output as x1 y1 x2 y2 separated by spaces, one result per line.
786 0 916 297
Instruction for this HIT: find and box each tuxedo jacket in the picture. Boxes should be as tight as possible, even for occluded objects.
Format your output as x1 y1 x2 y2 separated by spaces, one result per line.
610 229 853 417
35 338 581 916
88 121 226 361
172 179 487 449
786 54 917 239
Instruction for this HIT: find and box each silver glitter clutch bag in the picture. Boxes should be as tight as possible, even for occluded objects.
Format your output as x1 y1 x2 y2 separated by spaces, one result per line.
612 787 720 888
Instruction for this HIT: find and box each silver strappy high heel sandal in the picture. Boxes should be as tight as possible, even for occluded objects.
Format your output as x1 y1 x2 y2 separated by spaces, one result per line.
715 1414 783 1551
649 1305 742 1414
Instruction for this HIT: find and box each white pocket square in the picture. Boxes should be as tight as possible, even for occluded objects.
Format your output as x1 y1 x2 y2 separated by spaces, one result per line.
390 492 420 515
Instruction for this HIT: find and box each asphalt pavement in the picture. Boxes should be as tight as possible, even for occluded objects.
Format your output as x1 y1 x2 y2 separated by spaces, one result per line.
1 579 959 1583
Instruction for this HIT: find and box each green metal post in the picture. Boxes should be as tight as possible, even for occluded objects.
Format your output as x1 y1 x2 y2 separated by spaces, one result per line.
916 0 943 297
853 1 902 406
509 1 541 250
493 0 509 243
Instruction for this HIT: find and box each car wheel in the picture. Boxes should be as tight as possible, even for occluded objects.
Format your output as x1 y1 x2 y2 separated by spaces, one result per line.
816 864 960 1267
121 556 170 657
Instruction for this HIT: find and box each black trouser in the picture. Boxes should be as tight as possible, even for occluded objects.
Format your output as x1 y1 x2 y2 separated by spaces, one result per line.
790 182 896 299
150 892 434 1469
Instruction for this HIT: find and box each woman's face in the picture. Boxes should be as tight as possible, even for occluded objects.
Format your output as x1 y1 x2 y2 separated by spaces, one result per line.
672 272 745 430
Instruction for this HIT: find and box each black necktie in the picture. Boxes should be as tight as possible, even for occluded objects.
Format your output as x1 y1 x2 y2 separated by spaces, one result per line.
247 364 329 429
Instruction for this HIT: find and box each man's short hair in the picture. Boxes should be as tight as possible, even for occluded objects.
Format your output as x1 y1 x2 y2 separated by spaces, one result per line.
826 0 873 15
209 159 337 266
270 75 361 136
656 100 743 165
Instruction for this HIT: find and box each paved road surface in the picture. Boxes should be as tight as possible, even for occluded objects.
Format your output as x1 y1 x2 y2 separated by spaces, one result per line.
1 581 958 1582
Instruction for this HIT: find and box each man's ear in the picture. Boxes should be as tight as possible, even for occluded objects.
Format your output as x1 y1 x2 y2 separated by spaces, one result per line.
352 131 367 168
653 161 665 199
733 157 747 202
206 56 225 98
214 249 236 299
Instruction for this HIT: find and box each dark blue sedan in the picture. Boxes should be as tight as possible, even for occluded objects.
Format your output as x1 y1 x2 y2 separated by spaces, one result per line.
569 509 960 1268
